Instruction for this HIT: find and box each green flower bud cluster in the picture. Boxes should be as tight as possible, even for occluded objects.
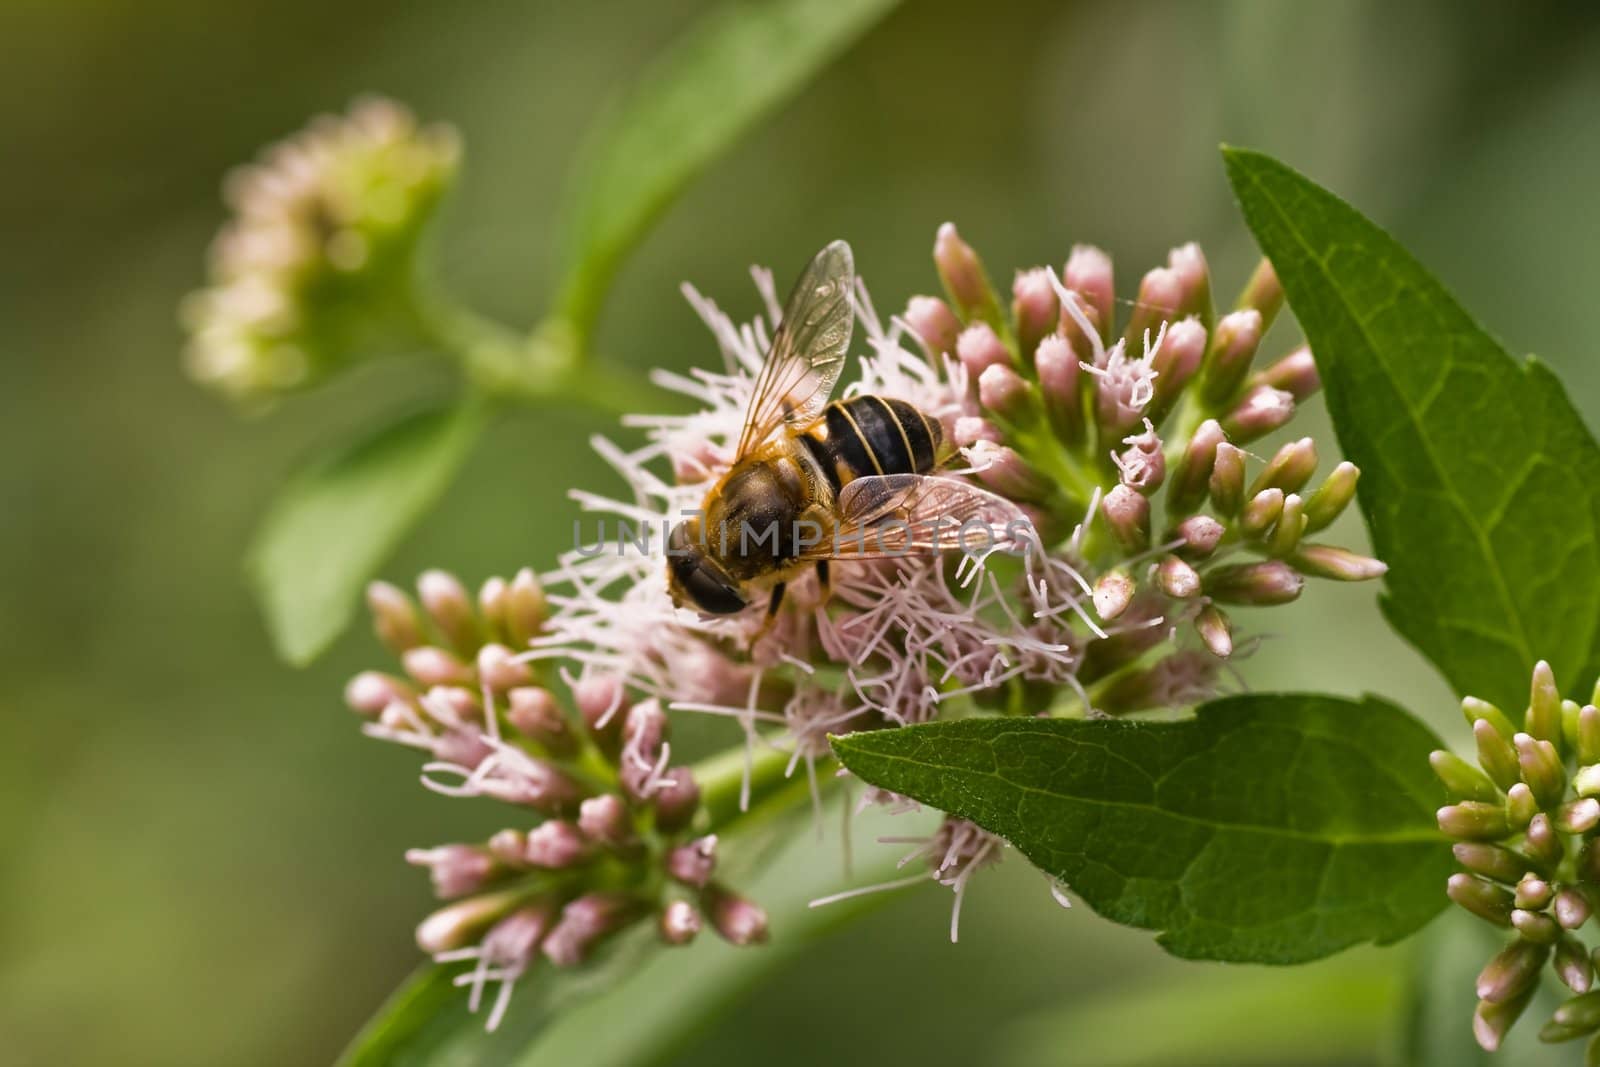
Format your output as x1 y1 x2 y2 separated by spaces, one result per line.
346 569 765 1029
181 97 459 404
1432 661 1600 1053
913 226 1383 685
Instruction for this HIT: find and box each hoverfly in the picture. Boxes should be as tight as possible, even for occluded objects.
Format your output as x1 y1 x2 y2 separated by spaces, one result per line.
666 240 1029 620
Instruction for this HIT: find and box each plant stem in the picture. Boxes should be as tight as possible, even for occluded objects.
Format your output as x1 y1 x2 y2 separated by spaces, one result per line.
409 280 661 415
695 742 813 833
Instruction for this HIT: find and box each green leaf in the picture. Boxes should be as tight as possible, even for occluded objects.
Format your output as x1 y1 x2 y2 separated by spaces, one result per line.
1224 147 1600 715
832 694 1453 964
248 402 484 665
337 794 912 1066
553 0 902 347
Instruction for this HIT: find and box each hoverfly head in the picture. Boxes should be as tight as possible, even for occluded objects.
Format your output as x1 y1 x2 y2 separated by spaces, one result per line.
666 520 747 615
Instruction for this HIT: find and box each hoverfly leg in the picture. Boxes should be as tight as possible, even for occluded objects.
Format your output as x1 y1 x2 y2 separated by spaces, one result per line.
749 582 787 648
815 560 831 603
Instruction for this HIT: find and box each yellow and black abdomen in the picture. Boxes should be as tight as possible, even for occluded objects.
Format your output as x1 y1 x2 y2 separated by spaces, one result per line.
800 395 942 490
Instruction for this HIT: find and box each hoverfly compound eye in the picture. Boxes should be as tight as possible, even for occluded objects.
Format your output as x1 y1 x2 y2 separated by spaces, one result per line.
667 521 692 555
679 558 746 615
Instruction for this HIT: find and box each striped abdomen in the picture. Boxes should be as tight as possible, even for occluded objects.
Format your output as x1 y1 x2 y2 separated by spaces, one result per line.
801 395 943 490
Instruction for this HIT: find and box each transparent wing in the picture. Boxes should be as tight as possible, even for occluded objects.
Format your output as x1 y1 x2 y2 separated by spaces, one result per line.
735 240 855 459
798 474 1033 561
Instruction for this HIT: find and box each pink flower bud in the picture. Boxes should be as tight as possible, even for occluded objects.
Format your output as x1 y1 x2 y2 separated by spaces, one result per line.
1239 487 1285 539
1113 421 1165 494
344 671 414 716
958 323 1011 383
1081 593 1170 673
1236 257 1284 331
1472 990 1533 1053
1220 384 1295 444
1063 245 1114 340
659 900 702 945
1476 939 1548 1003
1195 605 1233 658
904 295 962 357
1123 266 1183 351
1266 494 1308 557
970 442 1052 503
1437 800 1512 841
542 892 644 966
1156 555 1201 599
477 576 509 642
418 569 479 653
1205 560 1303 606
1147 317 1207 424
1034 333 1084 444
421 685 480 727
665 835 718 888
487 829 528 866
623 700 667 752
652 767 701 833
1555 888 1592 930
701 884 769 946
1513 875 1553 913
1101 484 1151 553
1175 514 1224 558
406 844 496 898
430 727 493 769
1554 934 1593 993
1199 309 1263 409
415 889 522 954
1011 268 1059 363
953 414 1001 447
482 903 559 969
1429 750 1500 803
504 567 547 648
1167 418 1226 515
1057 290 1102 365
1528 660 1563 747
934 222 1001 325
1524 813 1563 867
1092 570 1135 621
1578 704 1600 767
524 820 589 868
1471 717 1521 792
1249 437 1318 497
620 701 670 801
1556 797 1600 834
477 643 532 692
506 687 576 754
1452 843 1530 885
577 794 634 848
1166 242 1212 321
1208 442 1247 516
1253 345 1319 402
572 673 627 753
1299 460 1357 530
1290 544 1387 582
366 580 425 653
1447 872 1514 926
402 646 473 687
976 362 1034 422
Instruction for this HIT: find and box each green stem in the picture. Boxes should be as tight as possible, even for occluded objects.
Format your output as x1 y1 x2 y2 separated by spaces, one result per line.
409 280 661 415
694 742 806 833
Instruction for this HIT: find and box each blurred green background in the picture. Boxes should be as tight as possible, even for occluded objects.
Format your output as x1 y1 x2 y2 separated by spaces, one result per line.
4 1 1599 1064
